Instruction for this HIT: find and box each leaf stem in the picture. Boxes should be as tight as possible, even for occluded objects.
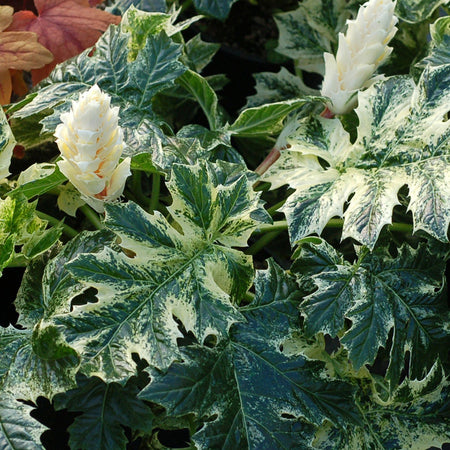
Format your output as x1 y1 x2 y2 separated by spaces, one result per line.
131 170 150 206
267 198 287 216
246 229 284 255
149 173 161 213
253 220 288 235
255 147 281 176
320 106 335 118
8 255 28 268
36 211 78 239
355 399 384 449
80 205 104 230
324 218 413 233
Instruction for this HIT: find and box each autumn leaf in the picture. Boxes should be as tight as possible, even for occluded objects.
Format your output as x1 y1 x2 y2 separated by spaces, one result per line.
0 5 53 103
7 0 121 84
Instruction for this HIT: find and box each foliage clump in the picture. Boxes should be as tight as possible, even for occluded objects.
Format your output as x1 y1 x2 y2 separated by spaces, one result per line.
0 0 449 448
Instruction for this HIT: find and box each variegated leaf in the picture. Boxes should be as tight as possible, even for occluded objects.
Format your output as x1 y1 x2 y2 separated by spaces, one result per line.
315 363 450 449
0 107 15 180
140 260 359 449
246 67 319 108
274 0 351 74
0 231 114 401
0 394 47 450
293 238 450 389
264 65 450 248
56 162 271 382
9 22 184 166
0 324 79 402
395 0 449 23
0 194 62 275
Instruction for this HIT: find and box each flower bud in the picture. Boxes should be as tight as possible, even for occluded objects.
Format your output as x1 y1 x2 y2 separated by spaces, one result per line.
321 0 398 114
55 85 131 213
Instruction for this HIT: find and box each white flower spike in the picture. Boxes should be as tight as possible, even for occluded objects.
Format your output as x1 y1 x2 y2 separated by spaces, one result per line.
55 85 131 213
321 0 398 115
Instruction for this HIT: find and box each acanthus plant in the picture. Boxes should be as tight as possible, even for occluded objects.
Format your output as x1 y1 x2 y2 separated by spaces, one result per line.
0 0 449 448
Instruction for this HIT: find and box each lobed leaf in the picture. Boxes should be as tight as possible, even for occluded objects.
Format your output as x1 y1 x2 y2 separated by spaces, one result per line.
293 238 450 389
0 107 15 179
0 232 114 401
246 67 318 108
264 64 450 248
316 363 450 449
54 376 153 450
192 0 239 20
55 162 270 382
10 22 185 164
0 324 79 401
274 0 350 74
141 260 360 449
0 394 47 450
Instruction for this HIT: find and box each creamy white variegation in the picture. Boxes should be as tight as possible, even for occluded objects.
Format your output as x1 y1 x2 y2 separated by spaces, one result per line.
321 0 398 114
54 85 131 213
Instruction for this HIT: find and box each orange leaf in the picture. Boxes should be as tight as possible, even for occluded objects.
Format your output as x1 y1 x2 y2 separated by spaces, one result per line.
0 6 14 31
0 69 12 104
0 30 54 71
8 0 121 84
0 6 53 73
10 69 28 96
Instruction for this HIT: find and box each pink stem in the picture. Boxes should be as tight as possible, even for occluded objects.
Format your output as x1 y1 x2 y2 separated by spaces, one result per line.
320 106 335 118
255 147 281 176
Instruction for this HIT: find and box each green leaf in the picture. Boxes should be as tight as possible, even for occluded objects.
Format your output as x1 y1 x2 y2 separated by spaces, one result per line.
107 0 167 15
0 107 15 180
140 260 359 449
418 16 450 69
264 66 450 248
316 363 450 449
0 394 47 450
192 0 239 20
228 98 323 137
152 127 242 173
122 6 201 61
54 376 153 450
274 0 350 74
293 239 450 389
183 34 220 72
0 324 79 401
15 230 116 327
0 195 61 274
246 68 318 108
55 162 270 382
176 70 222 130
395 0 449 23
11 25 186 163
10 163 67 199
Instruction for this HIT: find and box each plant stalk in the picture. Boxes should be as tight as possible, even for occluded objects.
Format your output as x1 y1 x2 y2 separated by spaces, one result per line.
36 211 78 239
246 229 284 255
252 220 288 235
149 173 161 213
80 204 104 230
255 147 281 176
